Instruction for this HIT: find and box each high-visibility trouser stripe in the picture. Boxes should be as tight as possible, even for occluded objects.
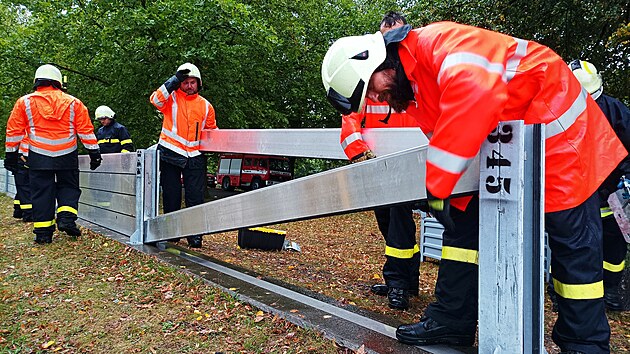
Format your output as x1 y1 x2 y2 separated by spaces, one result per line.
600 207 613 218
34 220 55 228
158 140 201 158
160 128 200 147
385 244 420 259
441 246 479 265
604 260 625 273
120 139 132 145
121 149 130 153
545 89 588 139
29 144 77 157
427 145 474 175
365 105 391 114
57 206 78 215
20 204 32 210
341 132 363 150
552 278 603 299
14 200 20 205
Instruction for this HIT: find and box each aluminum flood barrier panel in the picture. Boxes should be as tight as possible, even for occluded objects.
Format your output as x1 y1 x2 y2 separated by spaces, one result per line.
77 152 139 236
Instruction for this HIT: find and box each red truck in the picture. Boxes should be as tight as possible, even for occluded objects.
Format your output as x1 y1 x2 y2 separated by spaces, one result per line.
216 153 292 191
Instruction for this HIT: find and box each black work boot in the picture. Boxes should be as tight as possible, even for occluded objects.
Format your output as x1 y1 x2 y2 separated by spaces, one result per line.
58 221 82 237
396 317 475 346
34 234 53 244
387 287 410 310
370 284 388 296
604 286 624 311
187 236 202 248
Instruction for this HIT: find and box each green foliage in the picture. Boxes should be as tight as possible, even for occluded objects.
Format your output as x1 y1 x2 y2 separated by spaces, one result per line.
0 0 628 164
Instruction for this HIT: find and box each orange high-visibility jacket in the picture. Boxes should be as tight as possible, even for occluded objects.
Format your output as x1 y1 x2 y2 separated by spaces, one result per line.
5 87 98 157
18 136 30 157
150 86 217 158
340 100 423 160
398 22 627 212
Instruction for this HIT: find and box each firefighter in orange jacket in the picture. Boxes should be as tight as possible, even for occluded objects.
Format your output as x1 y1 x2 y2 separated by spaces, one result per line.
150 62 217 248
342 100 421 310
5 64 101 244
322 22 626 353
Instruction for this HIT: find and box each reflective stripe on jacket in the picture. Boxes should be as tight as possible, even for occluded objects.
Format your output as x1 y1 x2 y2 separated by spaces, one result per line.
5 87 98 157
150 86 217 158
398 22 626 212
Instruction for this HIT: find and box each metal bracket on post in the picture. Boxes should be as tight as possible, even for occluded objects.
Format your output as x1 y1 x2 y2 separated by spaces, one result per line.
129 150 146 245
478 122 545 353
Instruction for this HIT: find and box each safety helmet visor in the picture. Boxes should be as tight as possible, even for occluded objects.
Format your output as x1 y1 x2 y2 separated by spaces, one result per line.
326 80 366 116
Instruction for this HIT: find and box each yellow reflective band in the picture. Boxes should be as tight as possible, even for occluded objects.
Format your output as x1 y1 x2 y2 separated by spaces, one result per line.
34 220 56 228
20 204 33 210
120 139 132 145
14 200 20 205
600 207 613 218
121 149 130 153
57 206 78 215
552 278 603 299
604 260 625 273
385 244 420 259
98 139 108 144
441 246 479 264
428 199 444 211
249 227 286 235
109 139 120 143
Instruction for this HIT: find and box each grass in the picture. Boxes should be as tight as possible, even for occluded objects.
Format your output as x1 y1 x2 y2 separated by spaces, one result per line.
0 194 343 354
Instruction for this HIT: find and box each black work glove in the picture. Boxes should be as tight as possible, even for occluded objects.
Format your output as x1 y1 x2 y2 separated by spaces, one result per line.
4 151 18 173
175 68 191 82
88 150 102 170
426 189 456 232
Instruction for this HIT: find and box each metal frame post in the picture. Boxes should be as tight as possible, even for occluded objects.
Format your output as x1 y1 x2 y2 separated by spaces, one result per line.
129 149 146 245
478 122 545 353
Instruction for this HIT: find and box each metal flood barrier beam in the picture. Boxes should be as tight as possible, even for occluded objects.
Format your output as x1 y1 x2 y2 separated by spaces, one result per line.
145 145 480 242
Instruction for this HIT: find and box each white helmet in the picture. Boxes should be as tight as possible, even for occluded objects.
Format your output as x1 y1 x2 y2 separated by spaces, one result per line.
569 60 603 100
178 62 202 87
321 31 386 114
95 105 116 120
34 64 63 85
